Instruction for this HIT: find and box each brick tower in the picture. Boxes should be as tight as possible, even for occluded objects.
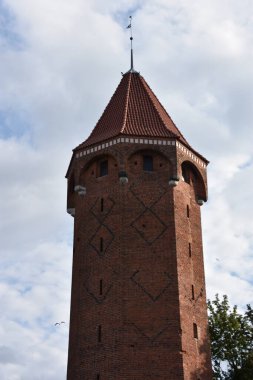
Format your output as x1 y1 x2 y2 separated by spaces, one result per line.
66 66 212 379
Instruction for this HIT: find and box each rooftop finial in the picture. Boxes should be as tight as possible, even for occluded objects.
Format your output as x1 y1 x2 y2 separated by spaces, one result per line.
126 16 134 71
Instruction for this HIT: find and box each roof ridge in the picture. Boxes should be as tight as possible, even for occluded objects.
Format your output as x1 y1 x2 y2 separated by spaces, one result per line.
140 77 187 142
120 73 132 133
73 71 193 151
141 77 177 137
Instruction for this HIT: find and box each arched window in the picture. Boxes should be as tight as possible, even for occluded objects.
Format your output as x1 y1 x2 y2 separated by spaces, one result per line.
181 161 207 202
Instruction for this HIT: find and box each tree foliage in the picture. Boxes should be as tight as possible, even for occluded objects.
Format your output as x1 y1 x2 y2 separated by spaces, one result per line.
208 295 253 379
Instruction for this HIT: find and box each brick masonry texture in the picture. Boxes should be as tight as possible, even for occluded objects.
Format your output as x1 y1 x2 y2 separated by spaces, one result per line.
66 143 212 379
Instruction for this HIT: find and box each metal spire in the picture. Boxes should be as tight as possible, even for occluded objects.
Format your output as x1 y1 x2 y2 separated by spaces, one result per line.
126 16 134 72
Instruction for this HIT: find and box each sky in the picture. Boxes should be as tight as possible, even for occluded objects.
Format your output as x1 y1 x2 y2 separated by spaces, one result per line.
0 0 253 378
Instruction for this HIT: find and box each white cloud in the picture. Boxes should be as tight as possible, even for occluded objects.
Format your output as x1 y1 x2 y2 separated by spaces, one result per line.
0 0 253 378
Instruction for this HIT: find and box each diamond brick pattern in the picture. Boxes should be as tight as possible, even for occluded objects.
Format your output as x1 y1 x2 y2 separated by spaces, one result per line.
130 177 167 209
131 269 172 302
127 294 171 342
66 71 213 378
90 196 115 222
83 258 117 304
89 224 114 257
131 208 167 245
130 321 170 343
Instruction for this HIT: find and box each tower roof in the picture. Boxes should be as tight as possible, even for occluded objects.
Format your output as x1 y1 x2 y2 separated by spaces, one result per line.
75 71 191 150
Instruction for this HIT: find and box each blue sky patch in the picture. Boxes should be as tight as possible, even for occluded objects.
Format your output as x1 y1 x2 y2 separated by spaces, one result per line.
238 159 252 170
113 4 143 30
0 109 31 140
0 0 25 50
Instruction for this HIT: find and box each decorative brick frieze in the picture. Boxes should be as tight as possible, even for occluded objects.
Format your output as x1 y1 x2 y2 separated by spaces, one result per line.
75 137 207 170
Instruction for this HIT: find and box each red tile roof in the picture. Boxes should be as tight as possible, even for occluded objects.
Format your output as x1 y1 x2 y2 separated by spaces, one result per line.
75 71 190 150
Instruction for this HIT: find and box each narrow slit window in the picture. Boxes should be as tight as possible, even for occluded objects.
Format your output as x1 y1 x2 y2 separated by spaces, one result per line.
193 323 198 339
189 243 192 257
100 238 103 253
187 205 190 218
101 198 104 212
192 285 195 300
100 279 103 295
96 374 100 380
98 325 102 342
143 155 153 171
99 160 108 177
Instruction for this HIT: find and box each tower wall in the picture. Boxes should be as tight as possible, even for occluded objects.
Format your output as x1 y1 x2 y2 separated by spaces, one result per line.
66 142 212 380
174 153 212 379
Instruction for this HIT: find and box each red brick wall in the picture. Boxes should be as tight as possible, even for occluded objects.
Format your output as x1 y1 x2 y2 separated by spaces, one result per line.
174 169 212 379
66 143 212 380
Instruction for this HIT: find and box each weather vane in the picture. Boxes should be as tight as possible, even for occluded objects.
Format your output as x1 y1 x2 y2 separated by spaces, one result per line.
126 15 134 71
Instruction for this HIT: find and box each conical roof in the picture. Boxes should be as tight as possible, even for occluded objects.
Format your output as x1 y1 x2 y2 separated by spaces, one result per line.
75 71 190 150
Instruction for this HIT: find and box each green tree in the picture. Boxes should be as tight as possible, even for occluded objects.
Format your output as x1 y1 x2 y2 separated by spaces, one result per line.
208 295 253 379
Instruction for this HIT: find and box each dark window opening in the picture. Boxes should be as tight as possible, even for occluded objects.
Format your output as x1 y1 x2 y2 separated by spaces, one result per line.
192 285 195 300
187 205 190 218
98 325 102 342
97 374 100 380
100 280 103 295
159 163 163 167
193 323 198 339
99 160 108 177
189 243 192 257
134 161 138 165
100 238 103 253
143 155 153 171
100 198 104 212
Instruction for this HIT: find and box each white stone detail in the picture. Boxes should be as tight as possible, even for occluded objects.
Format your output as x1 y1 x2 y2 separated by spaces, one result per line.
169 179 179 187
74 185 86 196
67 208 75 216
75 138 207 170
119 176 128 184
